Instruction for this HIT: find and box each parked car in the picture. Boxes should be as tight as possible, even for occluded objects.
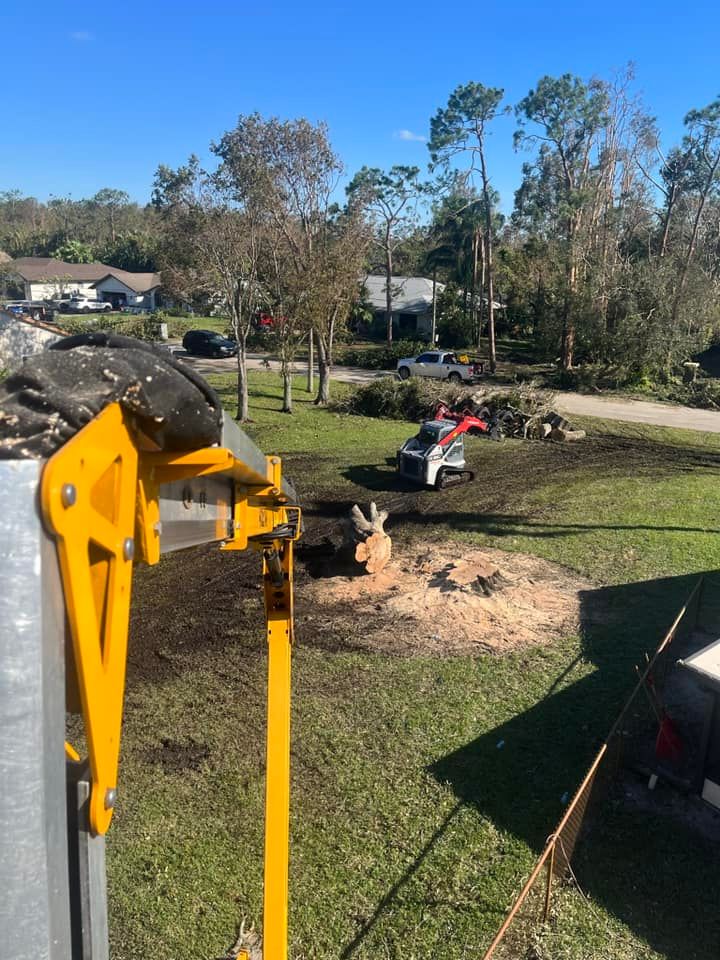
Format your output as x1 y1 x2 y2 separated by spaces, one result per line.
4 301 31 315
4 300 56 323
396 350 485 384
182 329 238 358
61 296 112 314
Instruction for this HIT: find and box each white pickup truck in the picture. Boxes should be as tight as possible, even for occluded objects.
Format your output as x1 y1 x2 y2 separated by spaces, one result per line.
396 350 485 384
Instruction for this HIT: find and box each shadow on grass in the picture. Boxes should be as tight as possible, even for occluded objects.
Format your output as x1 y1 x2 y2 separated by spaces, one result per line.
424 573 720 960
306 492 720 540
342 573 720 959
339 801 464 959
392 510 720 538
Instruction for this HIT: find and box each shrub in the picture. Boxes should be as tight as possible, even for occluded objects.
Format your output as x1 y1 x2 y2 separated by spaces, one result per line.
336 340 429 370
57 314 162 342
333 376 464 421
665 376 720 409
334 376 555 423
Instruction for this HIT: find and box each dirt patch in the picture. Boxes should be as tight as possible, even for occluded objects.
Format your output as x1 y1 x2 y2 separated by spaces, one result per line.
299 542 594 656
144 737 211 774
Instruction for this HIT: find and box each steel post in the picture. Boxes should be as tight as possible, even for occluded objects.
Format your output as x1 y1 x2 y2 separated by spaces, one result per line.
0 461 72 960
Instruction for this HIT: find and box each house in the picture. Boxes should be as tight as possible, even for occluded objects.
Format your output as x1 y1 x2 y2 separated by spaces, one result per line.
0 309 65 370
364 275 444 339
3 257 161 311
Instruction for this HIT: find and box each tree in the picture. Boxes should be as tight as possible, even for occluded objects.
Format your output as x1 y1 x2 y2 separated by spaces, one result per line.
51 238 95 263
515 74 608 369
153 157 263 422
428 181 495 347
100 232 158 272
671 97 720 321
638 145 698 258
346 166 425 344
304 203 370 404
91 188 130 243
429 82 509 371
213 115 356 410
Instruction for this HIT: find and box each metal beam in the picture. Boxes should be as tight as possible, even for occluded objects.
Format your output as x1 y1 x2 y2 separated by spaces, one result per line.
0 461 73 960
158 474 233 553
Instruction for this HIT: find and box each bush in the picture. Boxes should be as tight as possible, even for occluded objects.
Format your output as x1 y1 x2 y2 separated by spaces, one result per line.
664 375 720 409
336 340 429 370
334 376 555 423
333 376 464 421
58 314 162 342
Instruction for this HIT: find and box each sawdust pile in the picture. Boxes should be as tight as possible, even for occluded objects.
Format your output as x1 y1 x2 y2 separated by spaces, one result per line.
300 544 594 656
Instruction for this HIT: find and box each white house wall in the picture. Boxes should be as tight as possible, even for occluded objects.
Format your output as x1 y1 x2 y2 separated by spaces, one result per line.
26 277 156 309
94 276 156 309
27 280 96 300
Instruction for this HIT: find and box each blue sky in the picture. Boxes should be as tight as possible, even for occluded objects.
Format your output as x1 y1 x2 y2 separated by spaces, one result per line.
3 0 720 212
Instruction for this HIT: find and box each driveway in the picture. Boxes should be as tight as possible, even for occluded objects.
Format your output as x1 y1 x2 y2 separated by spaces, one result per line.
552 393 720 434
175 350 720 435
175 351 386 385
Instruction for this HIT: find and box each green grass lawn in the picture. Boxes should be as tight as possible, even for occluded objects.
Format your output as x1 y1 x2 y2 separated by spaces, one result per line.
163 313 229 336
106 371 720 960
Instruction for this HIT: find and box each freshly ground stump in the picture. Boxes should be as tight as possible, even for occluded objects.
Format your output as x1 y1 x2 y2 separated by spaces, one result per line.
300 543 596 656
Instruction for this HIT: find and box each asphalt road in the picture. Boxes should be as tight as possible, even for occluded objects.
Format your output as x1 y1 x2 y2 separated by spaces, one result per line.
175 349 720 434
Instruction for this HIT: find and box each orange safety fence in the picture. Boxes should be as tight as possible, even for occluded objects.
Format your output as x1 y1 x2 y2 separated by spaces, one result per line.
480 575 704 960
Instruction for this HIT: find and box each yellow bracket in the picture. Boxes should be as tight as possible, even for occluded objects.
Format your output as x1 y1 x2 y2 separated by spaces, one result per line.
42 403 139 835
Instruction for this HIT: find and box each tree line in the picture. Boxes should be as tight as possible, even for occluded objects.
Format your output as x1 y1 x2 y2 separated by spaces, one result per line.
3 65 720 414
0 188 160 271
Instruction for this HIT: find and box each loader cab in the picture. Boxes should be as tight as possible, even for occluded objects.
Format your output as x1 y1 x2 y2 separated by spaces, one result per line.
418 420 465 464
417 420 456 449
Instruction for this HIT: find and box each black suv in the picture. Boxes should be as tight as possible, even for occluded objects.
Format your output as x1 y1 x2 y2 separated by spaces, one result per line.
182 329 238 358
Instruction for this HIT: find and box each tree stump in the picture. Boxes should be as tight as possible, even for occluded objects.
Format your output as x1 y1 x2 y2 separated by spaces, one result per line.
444 557 504 596
342 502 392 574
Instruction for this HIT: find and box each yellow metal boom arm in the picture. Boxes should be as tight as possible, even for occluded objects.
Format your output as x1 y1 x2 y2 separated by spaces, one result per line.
41 401 299 960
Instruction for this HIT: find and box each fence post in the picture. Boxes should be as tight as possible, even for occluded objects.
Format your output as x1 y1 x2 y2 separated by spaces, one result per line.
542 840 556 922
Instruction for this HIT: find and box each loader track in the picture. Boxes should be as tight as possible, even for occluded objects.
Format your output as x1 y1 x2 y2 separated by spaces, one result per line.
434 468 475 491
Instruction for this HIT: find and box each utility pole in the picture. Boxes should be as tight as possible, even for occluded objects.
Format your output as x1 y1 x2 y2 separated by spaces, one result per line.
431 266 437 344
307 327 314 393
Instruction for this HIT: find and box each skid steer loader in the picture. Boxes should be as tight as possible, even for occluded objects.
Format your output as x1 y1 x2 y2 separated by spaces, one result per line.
397 402 501 490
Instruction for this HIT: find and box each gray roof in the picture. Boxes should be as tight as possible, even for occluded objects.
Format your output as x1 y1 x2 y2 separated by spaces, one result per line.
363 275 443 315
5 258 160 293
364 274 504 313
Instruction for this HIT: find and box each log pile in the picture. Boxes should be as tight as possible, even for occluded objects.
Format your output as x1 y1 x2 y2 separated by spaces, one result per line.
465 391 586 442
